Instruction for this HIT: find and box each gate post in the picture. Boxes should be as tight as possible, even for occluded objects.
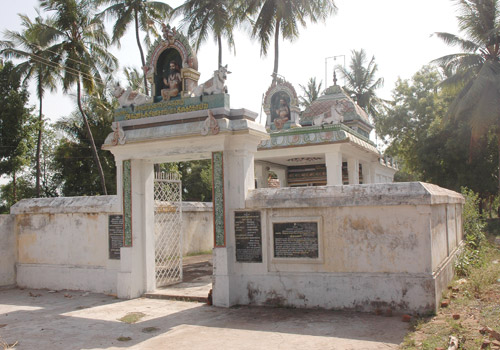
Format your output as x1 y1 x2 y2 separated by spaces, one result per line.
116 159 155 298
212 135 263 307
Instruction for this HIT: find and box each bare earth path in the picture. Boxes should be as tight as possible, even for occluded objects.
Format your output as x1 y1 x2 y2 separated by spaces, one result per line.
0 288 409 350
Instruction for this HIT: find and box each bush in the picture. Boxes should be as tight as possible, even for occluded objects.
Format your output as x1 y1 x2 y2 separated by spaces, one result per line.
455 187 487 276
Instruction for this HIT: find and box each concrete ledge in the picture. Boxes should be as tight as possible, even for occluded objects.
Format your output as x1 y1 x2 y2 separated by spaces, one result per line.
245 182 464 208
104 115 268 148
16 263 118 294
10 195 120 214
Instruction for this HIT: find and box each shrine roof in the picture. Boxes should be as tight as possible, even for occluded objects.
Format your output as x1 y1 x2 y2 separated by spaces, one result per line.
301 85 372 128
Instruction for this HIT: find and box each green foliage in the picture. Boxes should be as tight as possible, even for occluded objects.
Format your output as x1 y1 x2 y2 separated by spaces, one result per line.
433 0 500 210
336 49 385 118
41 0 118 195
243 0 337 77
1 12 60 197
0 62 34 177
0 176 36 213
176 0 236 67
53 82 116 196
179 160 212 202
0 61 36 208
376 66 498 199
96 0 172 94
156 160 212 201
455 187 487 276
299 77 322 109
123 66 144 92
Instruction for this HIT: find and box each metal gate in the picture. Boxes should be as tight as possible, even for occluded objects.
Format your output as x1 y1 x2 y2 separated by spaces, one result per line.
154 172 183 287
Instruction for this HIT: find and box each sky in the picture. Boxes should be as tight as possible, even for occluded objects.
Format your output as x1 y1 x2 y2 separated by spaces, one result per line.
1 0 461 126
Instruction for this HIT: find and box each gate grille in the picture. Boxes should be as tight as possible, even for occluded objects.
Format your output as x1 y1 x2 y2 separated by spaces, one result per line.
154 172 182 287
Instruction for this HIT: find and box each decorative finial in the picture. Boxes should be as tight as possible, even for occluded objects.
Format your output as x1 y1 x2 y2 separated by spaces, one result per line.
333 71 338 86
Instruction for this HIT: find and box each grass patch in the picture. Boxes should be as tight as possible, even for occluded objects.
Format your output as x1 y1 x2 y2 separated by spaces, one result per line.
118 312 146 324
401 240 500 349
142 327 160 333
185 250 212 257
117 336 132 342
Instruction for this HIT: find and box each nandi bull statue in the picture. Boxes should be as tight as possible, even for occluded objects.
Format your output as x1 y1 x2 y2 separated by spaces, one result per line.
113 83 153 108
192 65 231 97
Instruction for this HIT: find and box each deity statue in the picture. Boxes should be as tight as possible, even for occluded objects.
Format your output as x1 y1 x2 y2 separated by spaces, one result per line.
161 60 182 101
274 97 290 129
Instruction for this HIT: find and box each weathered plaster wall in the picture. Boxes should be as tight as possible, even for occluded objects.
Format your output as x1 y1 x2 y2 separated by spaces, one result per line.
10 197 213 294
0 215 16 288
182 202 213 255
11 196 121 294
229 182 464 313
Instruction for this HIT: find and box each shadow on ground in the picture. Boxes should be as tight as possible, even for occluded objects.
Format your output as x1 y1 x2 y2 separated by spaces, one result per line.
0 287 409 350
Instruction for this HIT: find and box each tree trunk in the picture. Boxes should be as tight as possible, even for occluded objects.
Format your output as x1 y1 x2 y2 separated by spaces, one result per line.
497 132 500 217
272 18 280 82
135 9 149 96
218 33 222 68
12 171 16 203
77 80 108 195
36 78 43 198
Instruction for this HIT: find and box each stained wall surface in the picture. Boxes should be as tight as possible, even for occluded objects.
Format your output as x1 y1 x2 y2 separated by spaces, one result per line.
223 182 464 313
0 215 15 287
7 197 213 293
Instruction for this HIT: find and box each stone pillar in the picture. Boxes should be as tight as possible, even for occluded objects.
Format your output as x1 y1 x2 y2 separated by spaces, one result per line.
212 134 260 307
117 159 155 298
367 162 376 184
254 162 269 189
348 158 360 185
325 151 343 186
181 68 200 97
359 162 369 184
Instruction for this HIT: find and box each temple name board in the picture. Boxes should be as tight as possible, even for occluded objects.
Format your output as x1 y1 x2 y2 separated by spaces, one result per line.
273 221 319 259
235 211 262 263
108 215 124 259
113 94 229 122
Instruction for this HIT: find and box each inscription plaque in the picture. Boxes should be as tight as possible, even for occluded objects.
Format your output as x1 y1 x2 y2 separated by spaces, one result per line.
235 211 262 262
108 215 124 260
273 222 319 258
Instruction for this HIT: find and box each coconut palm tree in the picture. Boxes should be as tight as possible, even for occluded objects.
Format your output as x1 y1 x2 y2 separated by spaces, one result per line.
336 49 385 118
299 77 322 109
95 0 172 95
175 0 236 68
243 0 337 82
433 0 500 207
40 0 118 195
123 66 145 92
1 12 59 197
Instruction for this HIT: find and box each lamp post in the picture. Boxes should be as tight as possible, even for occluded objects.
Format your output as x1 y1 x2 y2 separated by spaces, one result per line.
324 55 345 87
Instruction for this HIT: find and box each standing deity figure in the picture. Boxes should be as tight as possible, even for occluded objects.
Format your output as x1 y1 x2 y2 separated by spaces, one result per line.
274 98 290 129
161 61 182 101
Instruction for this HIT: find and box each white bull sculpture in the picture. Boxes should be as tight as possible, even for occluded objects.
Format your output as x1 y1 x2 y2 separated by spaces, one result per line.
113 83 153 108
192 65 231 97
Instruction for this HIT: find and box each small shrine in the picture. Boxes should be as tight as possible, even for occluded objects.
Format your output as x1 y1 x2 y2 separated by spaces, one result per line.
145 24 200 100
256 75 397 188
263 76 301 131
112 23 230 124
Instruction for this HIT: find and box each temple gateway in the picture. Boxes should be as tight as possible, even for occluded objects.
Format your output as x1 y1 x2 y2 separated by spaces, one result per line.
3 23 463 315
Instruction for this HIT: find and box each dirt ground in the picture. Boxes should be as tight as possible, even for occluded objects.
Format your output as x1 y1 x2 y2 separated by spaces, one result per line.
400 236 500 349
0 287 410 350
